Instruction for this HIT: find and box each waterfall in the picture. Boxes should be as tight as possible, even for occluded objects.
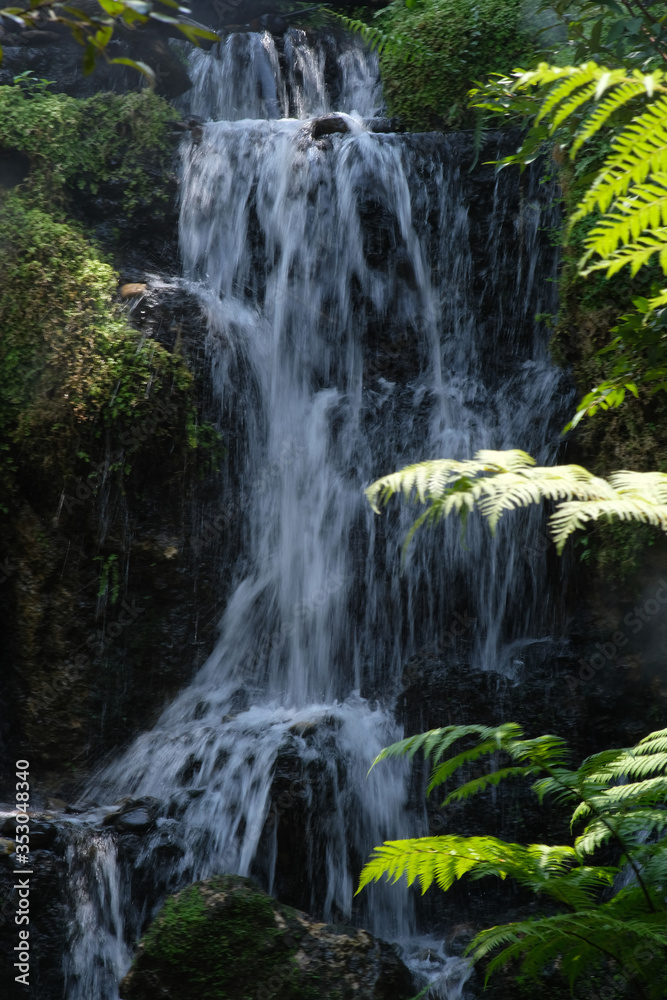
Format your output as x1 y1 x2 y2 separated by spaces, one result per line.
62 31 570 1000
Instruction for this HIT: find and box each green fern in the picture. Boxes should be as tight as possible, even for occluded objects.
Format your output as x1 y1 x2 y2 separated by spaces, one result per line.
366 449 667 553
358 723 667 993
471 62 667 424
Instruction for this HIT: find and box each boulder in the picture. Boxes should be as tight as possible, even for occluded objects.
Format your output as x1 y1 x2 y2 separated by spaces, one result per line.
102 795 160 834
310 113 350 140
120 874 414 1000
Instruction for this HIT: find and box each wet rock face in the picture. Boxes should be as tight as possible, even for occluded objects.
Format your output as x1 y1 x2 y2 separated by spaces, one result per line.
0 26 196 99
120 874 414 1000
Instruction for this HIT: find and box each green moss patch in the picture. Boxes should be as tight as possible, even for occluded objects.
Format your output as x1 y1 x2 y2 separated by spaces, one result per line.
0 192 193 504
136 876 316 1000
0 80 176 213
122 875 413 1000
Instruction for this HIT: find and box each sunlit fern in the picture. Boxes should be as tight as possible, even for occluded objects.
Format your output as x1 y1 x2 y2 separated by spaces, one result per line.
365 449 667 552
358 723 667 993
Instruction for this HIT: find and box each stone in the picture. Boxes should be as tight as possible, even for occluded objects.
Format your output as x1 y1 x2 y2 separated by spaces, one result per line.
310 114 350 140
0 837 15 856
120 283 147 299
115 809 155 834
45 797 68 811
102 795 160 833
120 874 414 1000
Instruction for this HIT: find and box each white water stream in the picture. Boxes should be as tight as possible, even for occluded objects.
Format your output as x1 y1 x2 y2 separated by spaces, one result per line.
62 30 569 1000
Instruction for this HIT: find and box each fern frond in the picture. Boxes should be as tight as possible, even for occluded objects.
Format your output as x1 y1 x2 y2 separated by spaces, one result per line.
468 907 667 987
571 94 667 224
533 62 602 124
570 77 649 155
548 495 667 550
444 766 530 804
582 229 667 278
575 810 667 856
582 174 667 258
637 728 667 753
357 835 582 896
366 451 667 553
368 723 520 771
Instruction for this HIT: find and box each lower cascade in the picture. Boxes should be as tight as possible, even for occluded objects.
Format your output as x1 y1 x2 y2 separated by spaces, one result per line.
59 31 571 1000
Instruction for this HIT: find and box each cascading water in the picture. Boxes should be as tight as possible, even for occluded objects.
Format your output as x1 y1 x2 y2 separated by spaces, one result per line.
62 29 571 1000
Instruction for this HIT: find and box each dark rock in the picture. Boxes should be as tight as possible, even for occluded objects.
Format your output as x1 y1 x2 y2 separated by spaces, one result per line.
365 117 405 134
0 847 69 999
115 808 155 834
103 795 161 833
120 874 414 1000
310 113 351 140
0 147 30 189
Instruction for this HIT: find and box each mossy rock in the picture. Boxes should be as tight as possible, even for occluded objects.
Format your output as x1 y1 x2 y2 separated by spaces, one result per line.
120 875 414 1000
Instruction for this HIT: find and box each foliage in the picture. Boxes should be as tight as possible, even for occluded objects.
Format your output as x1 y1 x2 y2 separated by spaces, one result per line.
531 0 667 67
0 0 218 82
471 59 667 431
0 80 176 212
0 192 193 500
365 448 667 552
358 722 667 994
333 0 534 130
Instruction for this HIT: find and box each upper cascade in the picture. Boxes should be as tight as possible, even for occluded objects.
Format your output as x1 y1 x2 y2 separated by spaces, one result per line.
183 28 383 122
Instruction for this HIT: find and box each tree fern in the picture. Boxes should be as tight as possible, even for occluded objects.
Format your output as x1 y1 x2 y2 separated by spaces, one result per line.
471 62 667 424
365 449 667 553
358 724 667 993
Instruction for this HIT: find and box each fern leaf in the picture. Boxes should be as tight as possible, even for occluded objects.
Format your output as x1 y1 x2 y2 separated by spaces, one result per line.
571 94 667 224
575 810 667 856
571 76 660 155
444 766 529 804
534 62 602 124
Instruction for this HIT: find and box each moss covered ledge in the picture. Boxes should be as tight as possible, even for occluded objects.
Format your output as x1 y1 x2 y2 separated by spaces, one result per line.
120 875 414 1000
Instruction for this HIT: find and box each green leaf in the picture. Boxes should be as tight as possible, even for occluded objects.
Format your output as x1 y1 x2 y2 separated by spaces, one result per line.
109 56 156 82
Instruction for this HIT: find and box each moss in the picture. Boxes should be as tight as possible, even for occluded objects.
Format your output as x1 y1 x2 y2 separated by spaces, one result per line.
575 521 664 588
140 876 319 1000
376 0 535 130
0 80 224 511
0 192 194 507
0 79 176 213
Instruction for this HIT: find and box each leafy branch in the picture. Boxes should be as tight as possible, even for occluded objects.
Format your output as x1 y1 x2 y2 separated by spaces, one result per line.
0 0 219 80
